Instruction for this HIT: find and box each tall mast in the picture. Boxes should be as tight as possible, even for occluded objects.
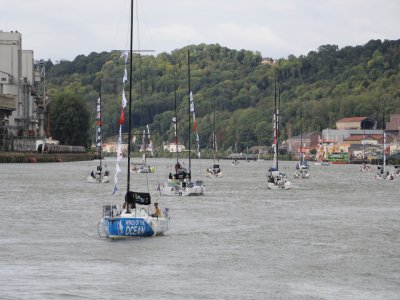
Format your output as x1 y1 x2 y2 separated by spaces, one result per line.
362 127 366 163
273 69 278 170
382 109 386 174
299 99 303 164
173 71 179 164
187 48 191 177
126 0 134 194
142 129 146 163
213 97 216 164
277 81 280 171
98 80 102 171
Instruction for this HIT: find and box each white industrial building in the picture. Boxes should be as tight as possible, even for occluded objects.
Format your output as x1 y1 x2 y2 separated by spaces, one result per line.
0 30 45 151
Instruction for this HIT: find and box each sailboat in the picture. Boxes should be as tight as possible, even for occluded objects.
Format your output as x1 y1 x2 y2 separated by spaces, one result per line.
131 125 155 173
99 0 169 238
375 112 394 180
206 97 223 177
231 132 240 166
360 129 372 172
294 99 310 179
87 83 110 183
160 54 205 196
266 71 291 190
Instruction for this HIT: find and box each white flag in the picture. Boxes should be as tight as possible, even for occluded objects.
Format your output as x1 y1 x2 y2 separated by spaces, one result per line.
122 90 127 108
123 68 128 83
121 51 128 62
117 143 123 162
190 92 195 112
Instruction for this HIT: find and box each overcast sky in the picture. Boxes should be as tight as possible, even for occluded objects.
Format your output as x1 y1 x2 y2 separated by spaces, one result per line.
1 0 399 62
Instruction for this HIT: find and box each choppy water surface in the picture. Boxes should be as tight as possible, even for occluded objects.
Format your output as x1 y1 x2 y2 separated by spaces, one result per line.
0 158 399 299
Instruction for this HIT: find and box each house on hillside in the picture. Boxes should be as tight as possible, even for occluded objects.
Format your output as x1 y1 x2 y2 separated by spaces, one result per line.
163 142 185 153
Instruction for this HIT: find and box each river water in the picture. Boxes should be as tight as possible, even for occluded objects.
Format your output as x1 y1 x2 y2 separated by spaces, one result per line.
0 158 399 299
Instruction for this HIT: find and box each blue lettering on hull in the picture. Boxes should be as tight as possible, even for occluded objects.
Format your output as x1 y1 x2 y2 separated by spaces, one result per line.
104 217 154 237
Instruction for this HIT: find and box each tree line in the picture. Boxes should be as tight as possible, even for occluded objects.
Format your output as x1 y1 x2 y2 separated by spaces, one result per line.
42 39 400 152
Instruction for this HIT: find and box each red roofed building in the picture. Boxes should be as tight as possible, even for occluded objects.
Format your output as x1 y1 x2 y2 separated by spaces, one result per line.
336 117 375 130
343 134 394 145
343 134 383 145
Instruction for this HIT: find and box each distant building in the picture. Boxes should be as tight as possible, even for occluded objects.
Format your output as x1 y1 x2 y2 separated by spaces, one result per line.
0 30 45 151
348 144 382 160
285 132 319 155
261 57 275 65
335 117 375 130
386 114 400 132
249 145 268 155
343 133 397 158
322 128 384 144
163 142 185 153
343 134 384 146
102 135 128 154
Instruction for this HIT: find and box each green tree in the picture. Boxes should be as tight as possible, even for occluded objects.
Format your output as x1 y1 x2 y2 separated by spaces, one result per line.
50 91 90 147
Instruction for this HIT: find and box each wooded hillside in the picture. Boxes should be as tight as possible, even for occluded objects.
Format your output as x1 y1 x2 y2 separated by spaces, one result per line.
41 39 400 152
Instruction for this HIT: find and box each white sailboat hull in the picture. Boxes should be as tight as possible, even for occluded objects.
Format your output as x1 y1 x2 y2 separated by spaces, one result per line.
293 170 310 179
206 171 224 178
99 208 169 238
87 174 110 183
267 171 291 189
267 180 291 190
160 180 205 196
131 165 155 173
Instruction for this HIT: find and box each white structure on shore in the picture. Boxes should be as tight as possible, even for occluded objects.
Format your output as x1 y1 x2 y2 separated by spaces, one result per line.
163 142 186 153
0 30 45 151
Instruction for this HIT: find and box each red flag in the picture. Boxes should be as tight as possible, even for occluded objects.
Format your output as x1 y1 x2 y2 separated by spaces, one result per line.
193 119 197 132
119 110 125 125
97 120 102 126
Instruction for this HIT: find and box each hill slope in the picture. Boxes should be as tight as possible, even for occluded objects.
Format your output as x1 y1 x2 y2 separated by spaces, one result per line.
42 39 400 152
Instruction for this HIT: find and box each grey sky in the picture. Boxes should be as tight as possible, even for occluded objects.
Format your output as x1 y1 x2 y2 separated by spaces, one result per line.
1 0 399 62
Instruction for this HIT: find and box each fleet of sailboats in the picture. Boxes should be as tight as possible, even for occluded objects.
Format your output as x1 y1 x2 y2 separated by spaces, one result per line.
92 4 398 238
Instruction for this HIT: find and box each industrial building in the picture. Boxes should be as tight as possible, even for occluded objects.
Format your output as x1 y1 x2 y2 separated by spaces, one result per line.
0 30 46 151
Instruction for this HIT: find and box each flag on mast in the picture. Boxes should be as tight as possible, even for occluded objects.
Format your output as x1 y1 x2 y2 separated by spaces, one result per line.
190 91 201 158
113 52 129 195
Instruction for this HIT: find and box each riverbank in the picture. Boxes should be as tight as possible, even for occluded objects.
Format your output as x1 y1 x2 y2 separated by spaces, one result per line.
0 152 96 163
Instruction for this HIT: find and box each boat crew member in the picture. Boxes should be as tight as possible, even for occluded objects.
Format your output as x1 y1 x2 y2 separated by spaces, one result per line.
151 202 161 218
175 162 187 176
